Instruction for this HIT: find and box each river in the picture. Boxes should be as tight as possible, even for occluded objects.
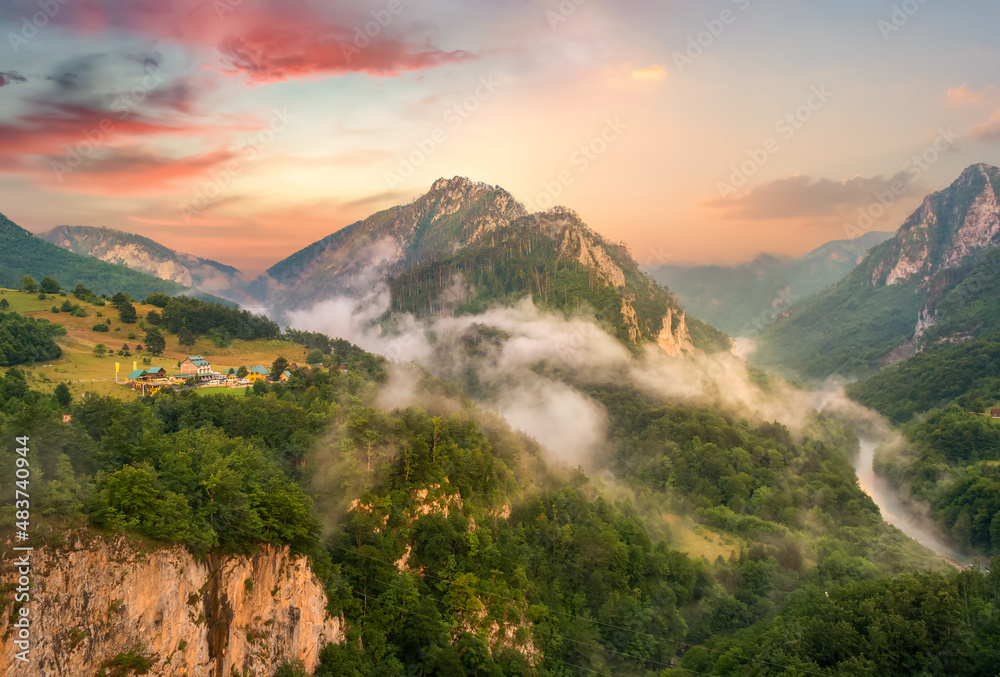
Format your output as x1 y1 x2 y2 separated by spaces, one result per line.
854 437 974 567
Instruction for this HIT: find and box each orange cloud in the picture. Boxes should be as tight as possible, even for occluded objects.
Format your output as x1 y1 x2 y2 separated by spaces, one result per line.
630 65 667 82
971 109 1000 140
946 84 993 105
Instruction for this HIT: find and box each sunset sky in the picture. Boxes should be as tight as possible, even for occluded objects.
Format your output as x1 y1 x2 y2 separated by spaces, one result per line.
1 0 999 274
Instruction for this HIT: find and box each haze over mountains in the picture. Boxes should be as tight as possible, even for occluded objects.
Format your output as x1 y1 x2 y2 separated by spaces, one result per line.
754 163 1000 379
648 231 894 336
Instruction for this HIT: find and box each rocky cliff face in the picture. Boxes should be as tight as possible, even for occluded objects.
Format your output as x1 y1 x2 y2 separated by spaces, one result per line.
39 225 251 303
0 533 341 677
849 163 1000 342
866 164 1000 289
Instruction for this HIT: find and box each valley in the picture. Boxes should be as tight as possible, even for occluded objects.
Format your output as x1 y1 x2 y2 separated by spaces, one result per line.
1 170 999 676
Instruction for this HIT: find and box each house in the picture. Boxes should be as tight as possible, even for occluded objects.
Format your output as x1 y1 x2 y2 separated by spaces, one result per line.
991 409 1000 419
179 355 213 375
146 367 166 378
126 369 147 383
280 370 292 382
248 366 270 382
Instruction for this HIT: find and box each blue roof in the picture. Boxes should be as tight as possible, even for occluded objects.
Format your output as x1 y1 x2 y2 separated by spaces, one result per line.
283 371 291 376
127 369 146 380
147 367 165 374
250 366 270 374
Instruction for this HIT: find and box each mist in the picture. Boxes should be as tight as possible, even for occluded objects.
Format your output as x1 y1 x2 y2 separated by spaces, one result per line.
285 284 833 473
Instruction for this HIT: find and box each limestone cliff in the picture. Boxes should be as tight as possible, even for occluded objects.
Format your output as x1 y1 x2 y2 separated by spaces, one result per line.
0 533 341 677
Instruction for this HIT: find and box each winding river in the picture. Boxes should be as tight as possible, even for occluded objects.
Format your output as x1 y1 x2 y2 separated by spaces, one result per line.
854 437 974 567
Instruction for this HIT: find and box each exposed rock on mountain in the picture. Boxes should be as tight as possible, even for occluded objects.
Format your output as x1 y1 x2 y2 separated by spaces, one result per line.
0 534 341 677
39 225 252 304
270 180 732 354
753 164 1000 379
0 214 229 303
266 177 528 304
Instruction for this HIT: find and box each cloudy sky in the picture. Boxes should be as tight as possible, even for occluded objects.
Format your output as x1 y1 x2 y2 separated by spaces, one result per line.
0 0 998 274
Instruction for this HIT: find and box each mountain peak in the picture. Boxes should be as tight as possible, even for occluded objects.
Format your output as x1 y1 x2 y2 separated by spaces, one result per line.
959 162 999 180
429 176 495 194
859 163 1000 289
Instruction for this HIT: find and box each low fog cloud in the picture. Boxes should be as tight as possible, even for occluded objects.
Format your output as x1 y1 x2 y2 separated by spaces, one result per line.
286 286 832 469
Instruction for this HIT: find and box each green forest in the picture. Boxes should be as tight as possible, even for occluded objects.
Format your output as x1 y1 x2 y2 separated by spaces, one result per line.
847 332 1000 558
3 326 995 676
0 310 65 366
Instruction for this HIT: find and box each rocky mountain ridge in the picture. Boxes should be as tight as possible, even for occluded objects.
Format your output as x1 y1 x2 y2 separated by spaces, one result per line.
39 225 253 304
753 163 1000 379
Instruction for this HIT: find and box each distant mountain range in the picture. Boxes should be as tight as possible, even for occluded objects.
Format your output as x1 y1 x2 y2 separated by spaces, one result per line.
27 177 732 355
753 163 1000 379
0 213 229 303
647 231 894 336
39 225 253 304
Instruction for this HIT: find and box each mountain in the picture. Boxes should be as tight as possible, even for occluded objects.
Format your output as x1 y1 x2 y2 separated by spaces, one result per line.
0 212 230 303
753 163 1000 379
39 225 252 303
267 177 528 299
647 231 893 336
268 177 731 354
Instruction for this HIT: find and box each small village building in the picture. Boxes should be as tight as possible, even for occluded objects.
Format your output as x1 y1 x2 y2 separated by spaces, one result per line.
179 355 213 375
991 409 1000 419
248 366 270 382
126 369 147 383
280 370 292 382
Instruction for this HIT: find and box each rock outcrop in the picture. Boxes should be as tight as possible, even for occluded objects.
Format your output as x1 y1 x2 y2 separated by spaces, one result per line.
0 533 341 677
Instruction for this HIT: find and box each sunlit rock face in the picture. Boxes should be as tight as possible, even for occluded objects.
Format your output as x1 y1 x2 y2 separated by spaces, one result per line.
0 534 342 677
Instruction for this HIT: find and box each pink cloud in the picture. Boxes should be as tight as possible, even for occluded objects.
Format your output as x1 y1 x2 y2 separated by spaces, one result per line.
54 0 474 84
